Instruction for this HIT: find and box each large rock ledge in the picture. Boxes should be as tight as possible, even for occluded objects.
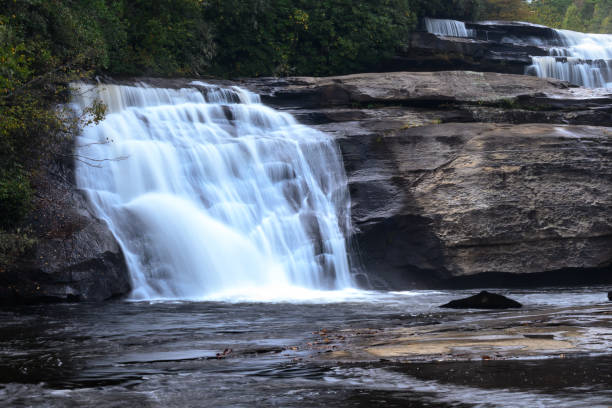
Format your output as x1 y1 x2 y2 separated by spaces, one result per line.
391 32 548 75
249 71 612 109
244 71 612 288
390 21 568 75
248 71 612 127
0 156 130 305
336 122 612 287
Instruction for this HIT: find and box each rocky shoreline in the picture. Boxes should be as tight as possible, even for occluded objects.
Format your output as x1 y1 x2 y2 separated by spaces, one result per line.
306 300 612 363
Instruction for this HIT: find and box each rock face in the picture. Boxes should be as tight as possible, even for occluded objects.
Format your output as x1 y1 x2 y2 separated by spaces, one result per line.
391 21 559 75
0 153 130 305
440 291 522 309
391 32 547 75
251 71 612 111
343 122 612 287
248 71 612 288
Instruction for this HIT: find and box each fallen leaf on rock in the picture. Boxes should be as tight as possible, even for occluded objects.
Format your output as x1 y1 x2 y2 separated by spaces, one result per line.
216 348 232 359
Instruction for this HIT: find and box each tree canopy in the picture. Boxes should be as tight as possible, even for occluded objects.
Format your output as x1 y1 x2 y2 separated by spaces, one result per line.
528 0 612 33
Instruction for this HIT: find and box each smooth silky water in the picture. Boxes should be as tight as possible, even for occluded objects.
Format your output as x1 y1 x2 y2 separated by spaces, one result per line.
424 18 475 38
72 82 353 301
424 18 612 89
527 29 612 88
1 83 610 407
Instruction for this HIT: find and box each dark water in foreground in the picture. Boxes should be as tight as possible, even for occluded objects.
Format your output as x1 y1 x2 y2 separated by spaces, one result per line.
1 287 610 407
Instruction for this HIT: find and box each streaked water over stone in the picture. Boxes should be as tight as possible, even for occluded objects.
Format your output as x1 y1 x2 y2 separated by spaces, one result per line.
424 17 612 89
72 82 353 301
526 29 612 88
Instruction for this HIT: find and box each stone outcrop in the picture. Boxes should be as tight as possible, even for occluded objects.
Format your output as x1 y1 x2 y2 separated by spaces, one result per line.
249 71 612 111
341 121 611 287
391 32 547 75
0 154 130 305
248 71 612 288
465 21 559 41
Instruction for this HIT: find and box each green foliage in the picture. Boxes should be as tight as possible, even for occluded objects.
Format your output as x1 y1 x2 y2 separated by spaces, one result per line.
411 0 483 21
0 170 33 228
0 1 109 231
478 0 531 20
529 0 612 33
116 0 214 75
0 228 36 270
206 0 419 77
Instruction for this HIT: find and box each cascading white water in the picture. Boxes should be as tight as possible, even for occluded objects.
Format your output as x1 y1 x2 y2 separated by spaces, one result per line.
72 82 354 301
528 29 612 88
424 18 474 38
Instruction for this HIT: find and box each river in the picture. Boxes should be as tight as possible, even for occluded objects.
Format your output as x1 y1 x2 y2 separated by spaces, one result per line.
1 287 610 407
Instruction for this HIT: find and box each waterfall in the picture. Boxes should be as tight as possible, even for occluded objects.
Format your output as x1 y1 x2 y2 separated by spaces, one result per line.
527 29 612 88
72 82 353 301
424 18 474 38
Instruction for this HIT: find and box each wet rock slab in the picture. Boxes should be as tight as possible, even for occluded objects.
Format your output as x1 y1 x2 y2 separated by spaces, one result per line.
340 122 611 286
247 71 612 111
309 303 612 363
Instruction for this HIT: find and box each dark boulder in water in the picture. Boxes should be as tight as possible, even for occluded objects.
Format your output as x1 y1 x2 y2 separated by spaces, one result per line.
608 291 611 301
440 291 522 309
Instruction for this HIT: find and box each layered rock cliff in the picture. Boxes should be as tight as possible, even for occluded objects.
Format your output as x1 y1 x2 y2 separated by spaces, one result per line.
391 21 559 75
249 71 612 288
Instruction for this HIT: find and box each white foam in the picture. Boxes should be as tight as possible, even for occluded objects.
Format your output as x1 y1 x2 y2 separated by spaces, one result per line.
72 83 354 301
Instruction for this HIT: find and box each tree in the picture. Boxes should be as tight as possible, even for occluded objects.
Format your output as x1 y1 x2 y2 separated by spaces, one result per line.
528 0 612 33
479 0 531 20
206 0 418 77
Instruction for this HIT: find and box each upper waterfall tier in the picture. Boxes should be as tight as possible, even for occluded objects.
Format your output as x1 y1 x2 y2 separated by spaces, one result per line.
424 18 474 38
422 18 612 89
72 82 353 301
527 29 612 89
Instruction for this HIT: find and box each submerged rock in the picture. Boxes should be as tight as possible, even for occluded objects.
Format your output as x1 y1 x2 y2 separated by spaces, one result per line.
608 291 611 301
440 291 522 309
